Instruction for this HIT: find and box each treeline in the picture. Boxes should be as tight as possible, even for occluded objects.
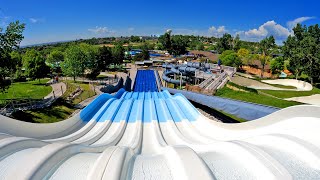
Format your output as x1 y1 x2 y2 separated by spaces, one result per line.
214 23 320 85
0 20 129 93
17 43 126 82
1 19 319 94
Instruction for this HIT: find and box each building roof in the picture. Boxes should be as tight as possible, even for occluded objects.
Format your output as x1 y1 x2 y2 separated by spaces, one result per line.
189 50 219 62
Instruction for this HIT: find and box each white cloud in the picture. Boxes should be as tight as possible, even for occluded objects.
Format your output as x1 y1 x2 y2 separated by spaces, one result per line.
29 17 45 24
29 18 38 23
287 16 316 30
128 27 135 32
88 26 114 34
238 17 316 42
245 20 291 39
208 26 227 37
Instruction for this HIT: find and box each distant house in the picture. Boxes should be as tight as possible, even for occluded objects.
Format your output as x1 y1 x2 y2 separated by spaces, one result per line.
272 54 284 58
188 50 219 62
251 60 271 71
135 59 164 67
242 60 272 78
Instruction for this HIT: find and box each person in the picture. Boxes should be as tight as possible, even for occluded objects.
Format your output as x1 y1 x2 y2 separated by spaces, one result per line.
55 76 59 83
217 59 222 73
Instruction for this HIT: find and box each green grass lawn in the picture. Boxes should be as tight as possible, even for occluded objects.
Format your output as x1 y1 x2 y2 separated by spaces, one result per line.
267 83 297 89
96 74 109 79
216 86 302 108
9 80 96 123
0 79 52 100
62 80 96 105
260 87 320 99
11 99 77 123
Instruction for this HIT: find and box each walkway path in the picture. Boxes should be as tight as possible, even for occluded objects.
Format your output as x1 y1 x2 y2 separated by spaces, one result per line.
286 94 320 106
129 66 137 90
231 76 290 90
44 82 66 99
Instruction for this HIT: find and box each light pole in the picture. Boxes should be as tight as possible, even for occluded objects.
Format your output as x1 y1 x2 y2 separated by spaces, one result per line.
179 72 183 90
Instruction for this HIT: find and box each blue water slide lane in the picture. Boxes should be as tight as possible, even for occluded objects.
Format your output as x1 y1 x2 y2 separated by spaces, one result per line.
138 92 145 99
89 98 116 123
165 98 186 122
80 93 113 122
98 100 123 122
145 92 151 100
128 100 144 123
114 88 126 99
133 70 158 92
155 99 172 123
120 91 128 99
151 92 158 99
157 92 165 99
113 99 134 122
124 92 133 99
173 95 200 121
162 90 171 99
143 100 157 123
132 92 139 99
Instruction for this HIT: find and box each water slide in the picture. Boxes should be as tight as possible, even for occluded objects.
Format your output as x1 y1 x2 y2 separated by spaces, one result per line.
162 63 198 85
0 70 320 179
162 63 236 90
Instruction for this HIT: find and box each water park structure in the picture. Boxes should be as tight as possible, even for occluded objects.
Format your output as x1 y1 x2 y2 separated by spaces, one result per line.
162 62 236 93
0 69 320 179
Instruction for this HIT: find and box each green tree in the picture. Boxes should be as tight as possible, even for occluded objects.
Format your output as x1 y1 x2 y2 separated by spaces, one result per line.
220 50 242 68
112 43 125 65
133 43 150 61
0 21 25 92
237 48 250 65
283 24 320 84
233 34 241 51
98 46 113 70
159 31 172 51
283 35 303 79
169 35 188 56
154 42 164 50
270 57 285 74
61 45 86 81
130 36 141 42
159 32 188 56
47 50 64 73
23 49 50 82
259 36 275 77
219 50 235 60
79 43 99 79
196 43 205 51
10 51 23 71
10 51 24 80
216 33 233 53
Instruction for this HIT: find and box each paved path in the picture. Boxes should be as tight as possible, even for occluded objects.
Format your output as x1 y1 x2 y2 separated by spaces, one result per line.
129 66 137 90
262 79 312 91
231 76 288 90
236 72 255 79
44 82 66 99
286 94 320 106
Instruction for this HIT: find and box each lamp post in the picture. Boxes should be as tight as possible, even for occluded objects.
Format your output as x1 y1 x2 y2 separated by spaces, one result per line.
179 72 183 90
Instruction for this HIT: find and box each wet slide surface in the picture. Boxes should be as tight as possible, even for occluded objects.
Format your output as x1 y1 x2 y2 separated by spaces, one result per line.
1 70 320 179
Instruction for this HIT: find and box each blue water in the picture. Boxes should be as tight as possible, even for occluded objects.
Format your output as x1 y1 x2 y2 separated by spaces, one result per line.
133 70 158 92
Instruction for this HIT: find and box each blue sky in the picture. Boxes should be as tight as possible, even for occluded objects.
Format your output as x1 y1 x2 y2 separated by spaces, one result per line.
0 0 319 46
